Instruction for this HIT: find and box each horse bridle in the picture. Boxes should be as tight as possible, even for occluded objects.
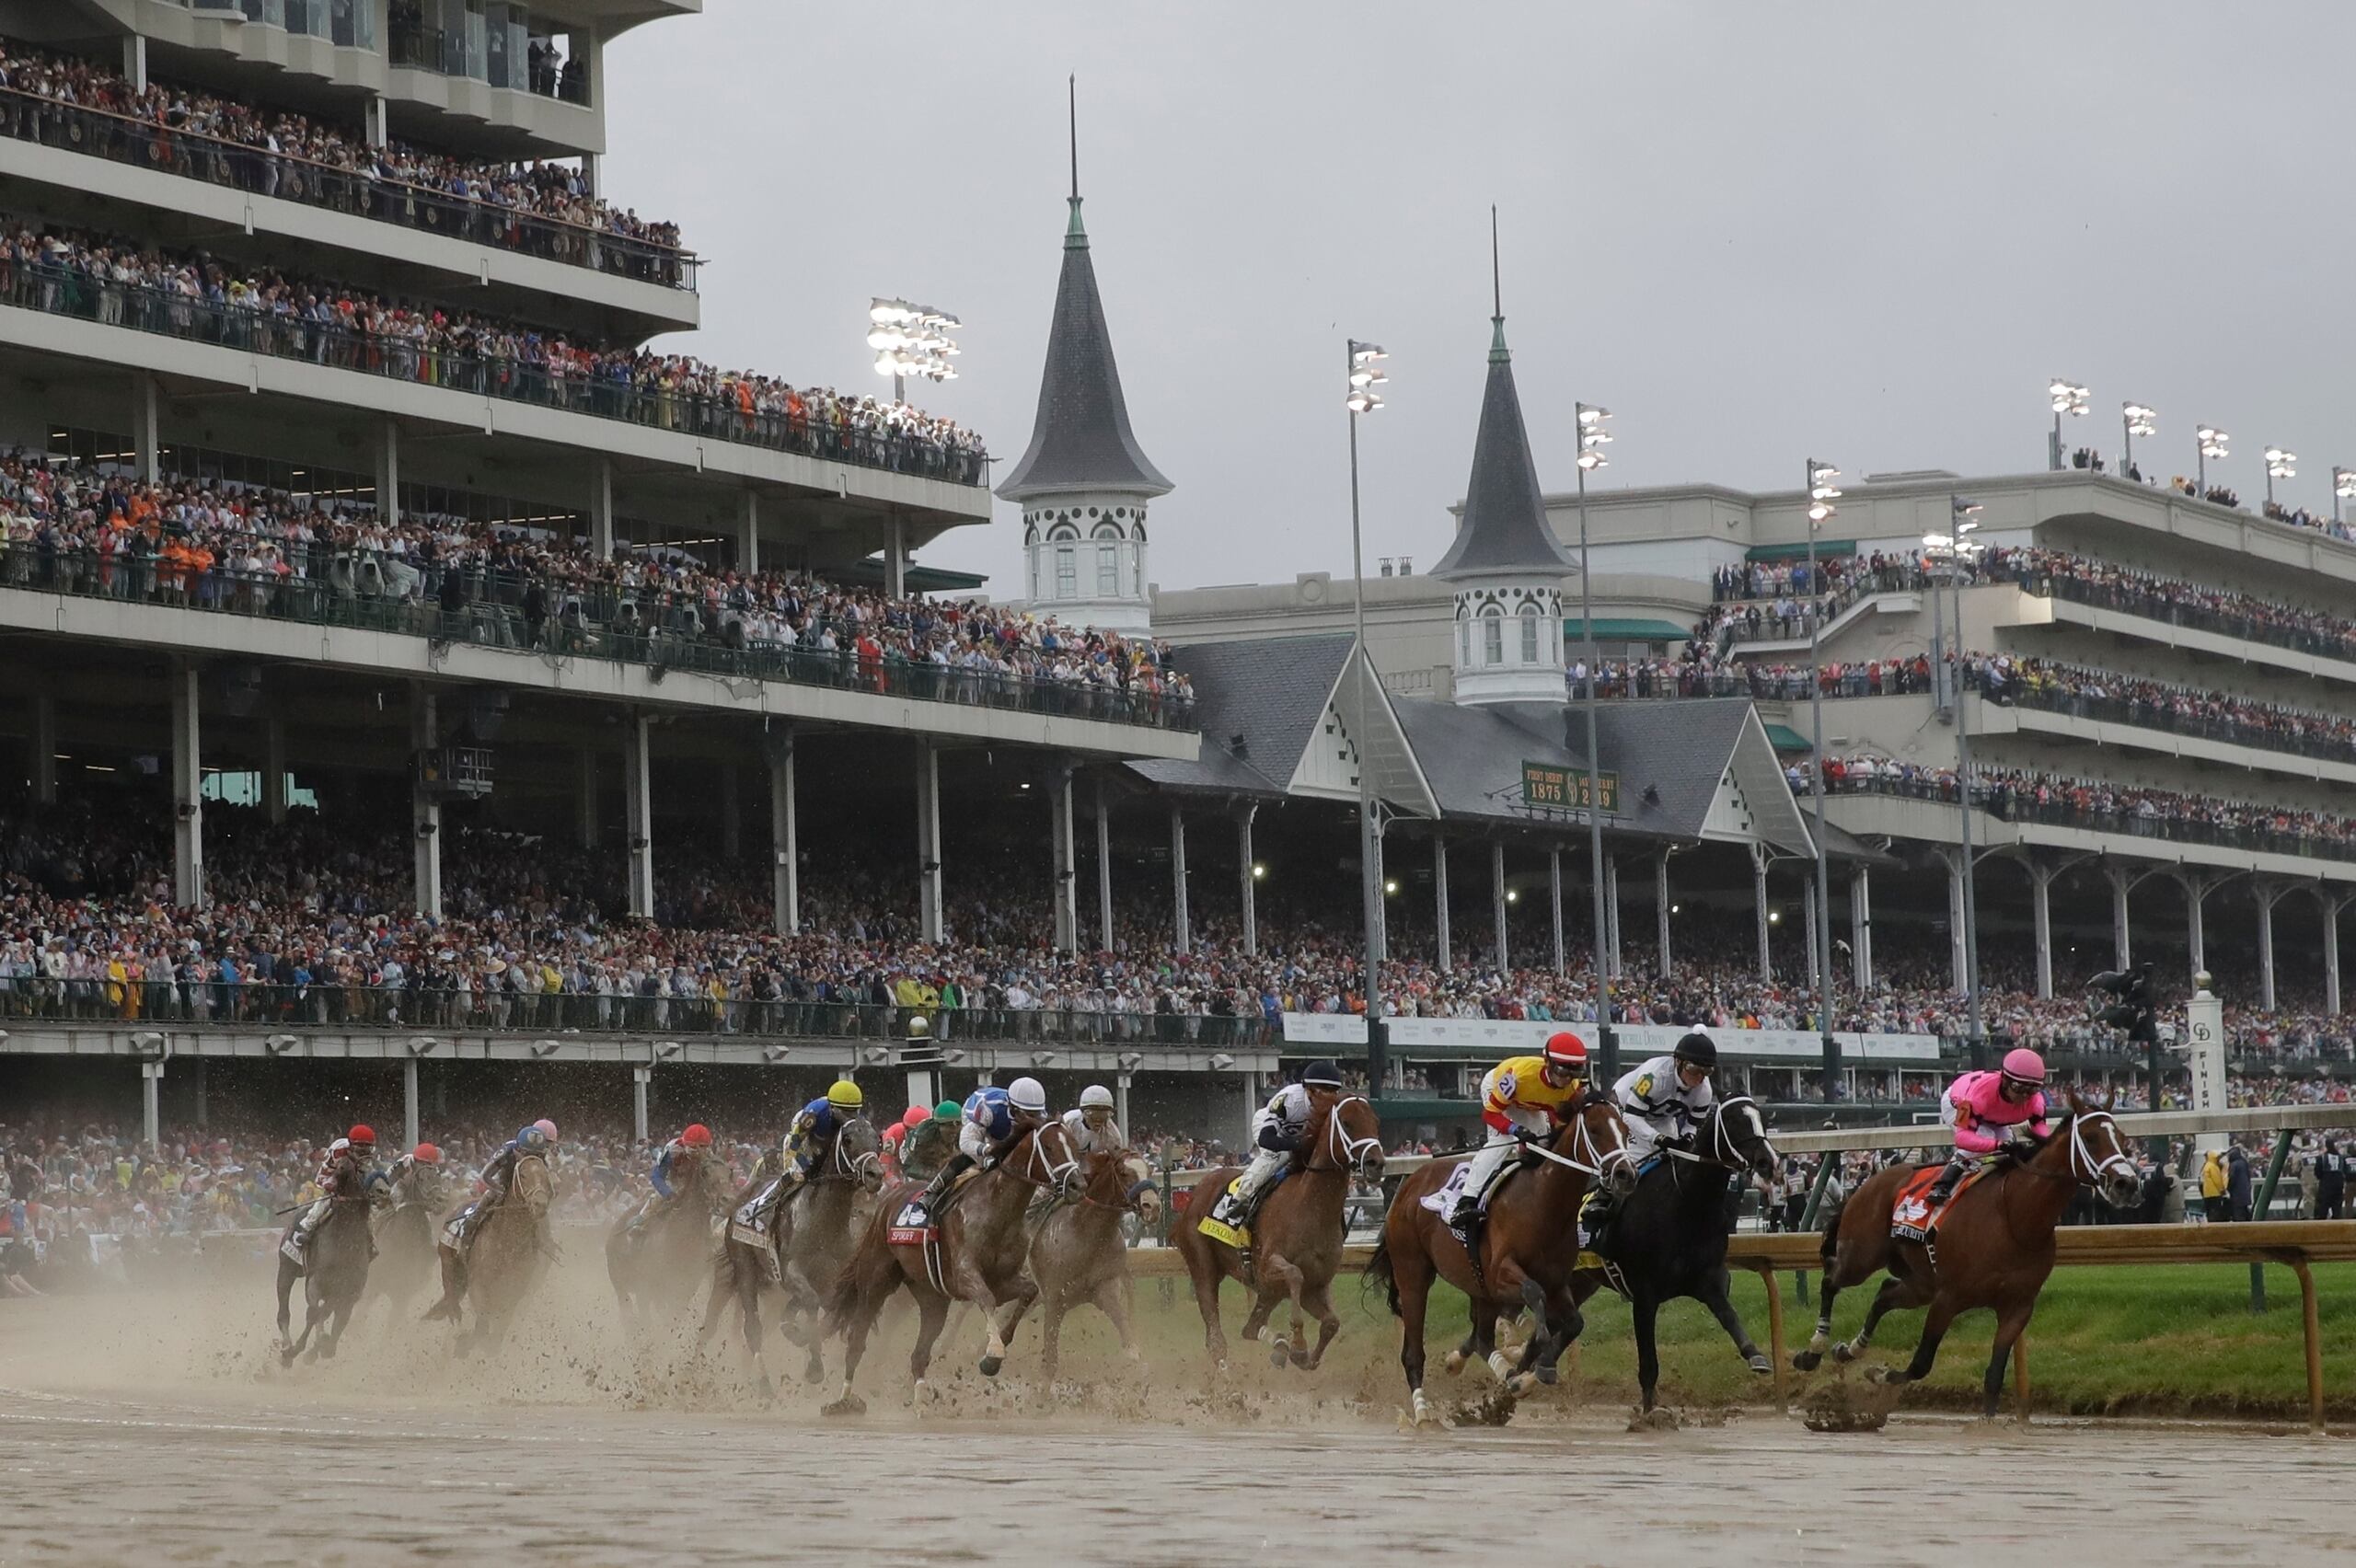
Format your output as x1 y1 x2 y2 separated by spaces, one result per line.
1680 1095 1776 1172
1310 1094 1385 1175
1014 1120 1081 1192
818 1126 882 1185
2004 1110 2138 1190
1523 1101 1636 1182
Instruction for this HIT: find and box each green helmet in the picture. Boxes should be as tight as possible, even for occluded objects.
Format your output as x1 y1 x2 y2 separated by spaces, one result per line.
935 1100 961 1120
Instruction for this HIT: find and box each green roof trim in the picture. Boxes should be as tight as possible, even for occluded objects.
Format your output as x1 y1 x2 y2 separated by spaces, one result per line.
1564 617 1692 643
1369 1096 1487 1123
1746 539 1855 562
1763 722 1812 751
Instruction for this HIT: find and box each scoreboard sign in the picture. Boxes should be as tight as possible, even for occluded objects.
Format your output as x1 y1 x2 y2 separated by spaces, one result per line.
1521 760 1619 814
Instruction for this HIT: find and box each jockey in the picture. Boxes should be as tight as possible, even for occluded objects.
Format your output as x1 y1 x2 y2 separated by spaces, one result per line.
384 1142 445 1207
902 1100 962 1182
1925 1048 2051 1205
631 1124 716 1230
881 1105 928 1181
283 1124 378 1262
918 1077 1049 1205
782 1081 866 1188
1449 1033 1588 1228
1059 1083 1125 1156
452 1124 553 1254
1614 1030 1720 1162
1230 1060 1345 1223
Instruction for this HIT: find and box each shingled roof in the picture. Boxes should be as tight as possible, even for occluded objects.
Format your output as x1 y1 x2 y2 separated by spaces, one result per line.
1428 315 1577 582
996 196 1172 503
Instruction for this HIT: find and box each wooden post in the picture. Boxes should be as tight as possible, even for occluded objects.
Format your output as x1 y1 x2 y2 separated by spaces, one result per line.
1752 1261 1787 1408
2288 1253 2323 1432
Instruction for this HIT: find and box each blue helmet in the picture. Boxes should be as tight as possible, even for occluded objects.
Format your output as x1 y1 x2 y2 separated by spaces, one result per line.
515 1126 550 1156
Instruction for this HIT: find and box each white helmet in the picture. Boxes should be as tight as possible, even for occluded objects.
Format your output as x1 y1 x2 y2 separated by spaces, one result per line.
1008 1077 1048 1114
1079 1084 1115 1111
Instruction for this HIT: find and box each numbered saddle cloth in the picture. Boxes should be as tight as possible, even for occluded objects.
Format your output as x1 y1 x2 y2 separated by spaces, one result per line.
729 1177 783 1251
441 1201 479 1248
1195 1175 1256 1249
887 1195 937 1247
1890 1163 1986 1244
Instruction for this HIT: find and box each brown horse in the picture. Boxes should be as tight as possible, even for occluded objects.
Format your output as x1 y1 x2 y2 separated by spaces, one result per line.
425 1153 556 1357
1027 1150 1148 1383
698 1116 883 1389
1365 1093 1637 1425
606 1150 733 1332
366 1175 445 1320
1172 1092 1386 1373
1790 1096 2142 1416
820 1117 1081 1413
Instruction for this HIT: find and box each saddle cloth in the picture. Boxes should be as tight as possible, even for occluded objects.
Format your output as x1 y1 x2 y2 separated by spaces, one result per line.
1890 1163 1986 1244
728 1177 784 1251
1196 1172 1272 1250
890 1170 978 1241
1419 1160 1477 1218
440 1201 479 1248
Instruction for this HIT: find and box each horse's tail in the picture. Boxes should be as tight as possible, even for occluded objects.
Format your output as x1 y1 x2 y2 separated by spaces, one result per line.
1814 1191 1847 1268
1360 1233 1401 1320
821 1222 885 1333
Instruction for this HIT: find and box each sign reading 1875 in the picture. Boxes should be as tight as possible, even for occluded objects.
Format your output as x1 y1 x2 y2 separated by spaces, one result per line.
1522 760 1620 814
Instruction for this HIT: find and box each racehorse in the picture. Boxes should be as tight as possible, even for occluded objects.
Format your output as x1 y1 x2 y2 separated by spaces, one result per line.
1027 1150 1148 1383
1790 1094 2142 1415
367 1180 443 1319
697 1115 883 1389
606 1151 733 1332
1365 1092 1636 1424
274 1194 379 1365
820 1118 1081 1413
1172 1093 1385 1373
1567 1095 1782 1412
426 1152 556 1356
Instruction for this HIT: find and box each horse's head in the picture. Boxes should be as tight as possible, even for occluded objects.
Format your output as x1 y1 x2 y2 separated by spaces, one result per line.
1080 1148 1137 1211
2062 1090 2142 1209
832 1114 884 1193
511 1153 554 1216
1011 1117 1083 1196
1703 1095 1780 1183
1314 1094 1386 1179
1560 1090 1639 1196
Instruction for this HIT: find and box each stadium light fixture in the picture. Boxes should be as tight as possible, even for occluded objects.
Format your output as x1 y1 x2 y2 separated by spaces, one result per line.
530 1040 561 1058
868 296 962 401
2265 445 2296 508
1574 397 1620 1072
1251 862 1267 881
762 1044 792 1063
1801 456 1842 1094
2335 466 2356 525
2196 424 2229 490
1346 340 1387 414
1345 331 1392 1095
653 1040 683 1062
1117 1051 1146 1072
2121 402 2155 476
1576 404 1612 472
404 1035 440 1056
2047 378 2089 469
1207 1053 1237 1071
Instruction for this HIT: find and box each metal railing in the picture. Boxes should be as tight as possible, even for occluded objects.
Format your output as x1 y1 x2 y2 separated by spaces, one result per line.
0 87 692 291
0 541 1196 732
2023 567 2356 667
0 259 987 486
1828 771 2356 866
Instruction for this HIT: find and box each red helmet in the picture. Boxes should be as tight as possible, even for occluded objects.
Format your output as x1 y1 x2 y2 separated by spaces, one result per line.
346 1124 376 1147
903 1106 931 1131
1542 1032 1588 1071
411 1143 441 1165
681 1124 713 1148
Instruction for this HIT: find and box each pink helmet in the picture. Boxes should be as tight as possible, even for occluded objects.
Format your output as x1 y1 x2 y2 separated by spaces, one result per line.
2000 1047 2047 1087
533 1118 560 1143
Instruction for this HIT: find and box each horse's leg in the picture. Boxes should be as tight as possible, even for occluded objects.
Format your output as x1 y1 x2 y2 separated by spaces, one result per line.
1444 1299 1500 1378
983 1267 1041 1378
1297 1277 1342 1369
1833 1274 1926 1364
1188 1255 1230 1371
1394 1241 1441 1426
1038 1292 1067 1385
695 1252 733 1349
825 1276 885 1416
1869 1295 1960 1390
1632 1292 1666 1412
1695 1267 1774 1376
274 1256 296 1349
1794 1221 1879 1371
1257 1253 1308 1369
907 1288 952 1397
1981 1299 2037 1421
1092 1274 1141 1365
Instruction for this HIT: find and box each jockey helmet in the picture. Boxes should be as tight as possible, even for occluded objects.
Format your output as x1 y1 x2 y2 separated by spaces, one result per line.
2000 1047 2048 1089
1673 1031 1719 1072
1080 1084 1115 1111
347 1124 376 1147
826 1079 864 1111
935 1101 961 1121
1008 1077 1049 1115
903 1106 930 1131
1542 1032 1588 1071
906 1014 931 1041
515 1126 550 1156
533 1118 560 1143
1299 1060 1344 1089
411 1143 441 1165
681 1124 713 1148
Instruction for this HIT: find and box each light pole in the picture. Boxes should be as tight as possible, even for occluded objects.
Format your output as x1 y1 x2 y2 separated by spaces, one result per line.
1346 338 1388 1095
2264 446 2296 511
1805 458 1841 1097
1575 401 1614 1078
1924 499 1986 1055
2047 379 2089 470
867 297 962 404
2121 402 2154 479
2196 425 2229 493
2336 467 2356 526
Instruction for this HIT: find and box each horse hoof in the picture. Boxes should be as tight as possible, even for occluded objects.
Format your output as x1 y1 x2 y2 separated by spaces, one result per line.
1442 1350 1466 1376
1534 1366 1558 1387
1507 1372 1538 1397
1747 1353 1773 1376
1863 1366 1895 1388
1790 1350 1821 1373
978 1355 1003 1378
821 1395 867 1417
1408 1391 1440 1430
1830 1343 1858 1365
1268 1338 1290 1369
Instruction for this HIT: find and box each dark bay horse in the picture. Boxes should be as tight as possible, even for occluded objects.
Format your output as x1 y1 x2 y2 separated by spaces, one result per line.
1365 1093 1636 1425
426 1152 556 1357
274 1194 379 1365
1569 1095 1782 1412
368 1176 445 1319
1172 1093 1385 1373
1028 1150 1148 1382
606 1152 733 1332
698 1116 883 1389
1791 1097 2142 1416
821 1118 1081 1413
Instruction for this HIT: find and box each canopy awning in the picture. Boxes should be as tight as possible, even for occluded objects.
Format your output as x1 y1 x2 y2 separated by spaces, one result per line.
1763 722 1811 751
1745 539 1854 562
1565 617 1692 642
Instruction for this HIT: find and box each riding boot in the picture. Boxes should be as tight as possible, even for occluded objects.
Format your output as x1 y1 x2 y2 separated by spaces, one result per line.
922 1152 974 1210
1925 1153 1970 1205
1580 1187 1619 1251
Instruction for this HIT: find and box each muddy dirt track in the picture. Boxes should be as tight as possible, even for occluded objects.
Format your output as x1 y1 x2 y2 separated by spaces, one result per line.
2 1257 2345 1566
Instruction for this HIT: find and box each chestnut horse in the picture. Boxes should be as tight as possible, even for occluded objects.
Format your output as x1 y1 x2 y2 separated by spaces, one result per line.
1172 1093 1386 1373
1365 1093 1637 1425
820 1117 1081 1413
1791 1096 2142 1415
1028 1150 1149 1383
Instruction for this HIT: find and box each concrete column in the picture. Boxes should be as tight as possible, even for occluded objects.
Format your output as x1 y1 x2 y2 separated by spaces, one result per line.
169 663 203 909
1548 848 1565 975
1050 763 1079 951
575 748 599 850
410 687 441 918
133 373 160 485
578 150 599 196
1851 866 1873 990
403 1057 421 1152
261 717 287 825
1240 1071 1259 1149
631 1066 651 1144
623 710 654 918
2179 871 2207 978
915 742 943 942
1115 1073 1133 1143
1235 801 1259 957
1369 815 1388 964
768 732 799 936
2028 861 2056 999
2323 894 2343 1017
2108 864 2136 971
591 457 616 559
366 94 388 149
1604 858 1623 981
141 1062 162 1151
739 490 759 574
1170 804 1192 955
718 764 741 859
123 33 146 92
1491 842 1508 970
1094 778 1114 951
1656 852 1672 979
1752 844 1772 981
2255 885 2279 1010
375 419 400 527
885 517 907 600
1433 836 1451 974
1803 886 1820 996
29 691 56 806
1944 848 1968 993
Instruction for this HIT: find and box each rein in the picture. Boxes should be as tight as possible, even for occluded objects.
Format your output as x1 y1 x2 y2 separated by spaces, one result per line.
1303 1095 1383 1175
1530 1105 1634 1182
2004 1111 2135 1189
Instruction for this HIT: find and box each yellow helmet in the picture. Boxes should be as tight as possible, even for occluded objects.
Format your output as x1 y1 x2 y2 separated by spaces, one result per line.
826 1079 864 1111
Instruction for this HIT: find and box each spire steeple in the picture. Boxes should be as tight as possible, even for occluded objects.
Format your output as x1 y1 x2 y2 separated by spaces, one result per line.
1066 74 1087 249
1488 203 1508 363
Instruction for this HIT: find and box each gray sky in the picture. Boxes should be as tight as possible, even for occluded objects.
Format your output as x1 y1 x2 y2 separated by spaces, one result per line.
606 2 2356 594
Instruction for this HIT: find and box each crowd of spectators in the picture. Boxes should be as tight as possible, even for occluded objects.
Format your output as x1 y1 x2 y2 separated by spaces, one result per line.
0 37 672 279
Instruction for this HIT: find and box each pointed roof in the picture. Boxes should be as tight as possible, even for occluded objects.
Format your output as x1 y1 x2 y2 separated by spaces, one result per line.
995 192 1172 503
1428 311 1577 582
